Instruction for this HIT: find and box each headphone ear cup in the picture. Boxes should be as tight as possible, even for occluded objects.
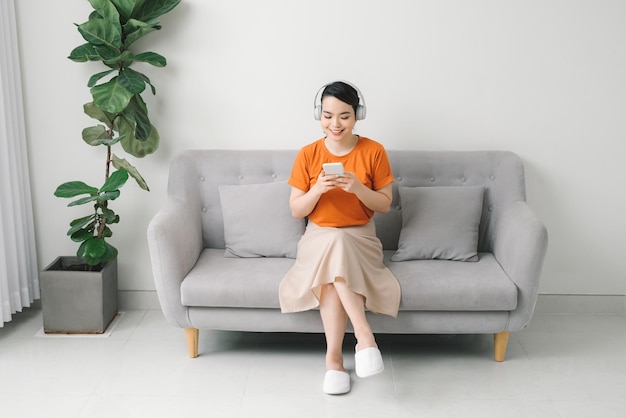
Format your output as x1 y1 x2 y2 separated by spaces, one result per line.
356 104 366 120
313 105 322 120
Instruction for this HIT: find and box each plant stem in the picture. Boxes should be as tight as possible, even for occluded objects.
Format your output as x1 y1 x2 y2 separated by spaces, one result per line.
98 126 114 240
104 128 113 180
105 144 112 182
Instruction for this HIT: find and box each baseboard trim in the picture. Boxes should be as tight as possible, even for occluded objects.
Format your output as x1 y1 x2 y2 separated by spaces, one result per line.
117 291 626 315
534 294 626 314
118 290 161 310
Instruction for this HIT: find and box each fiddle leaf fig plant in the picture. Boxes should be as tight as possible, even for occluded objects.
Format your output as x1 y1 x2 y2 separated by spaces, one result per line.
54 0 180 268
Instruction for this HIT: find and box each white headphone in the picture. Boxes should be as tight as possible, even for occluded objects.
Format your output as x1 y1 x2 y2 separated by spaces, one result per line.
313 80 367 121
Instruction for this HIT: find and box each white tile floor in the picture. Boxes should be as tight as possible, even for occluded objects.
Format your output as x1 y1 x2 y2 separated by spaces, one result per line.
1 307 625 418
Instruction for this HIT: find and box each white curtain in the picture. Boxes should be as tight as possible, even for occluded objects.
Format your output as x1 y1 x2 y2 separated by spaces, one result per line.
0 0 40 327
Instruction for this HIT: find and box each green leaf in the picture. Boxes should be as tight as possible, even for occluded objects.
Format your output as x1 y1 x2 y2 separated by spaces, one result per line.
67 215 96 236
102 240 118 262
117 116 160 158
76 239 88 259
78 236 119 265
91 78 134 113
111 154 150 191
70 214 97 227
102 50 136 68
133 51 166 67
69 221 96 238
94 44 121 62
68 43 101 62
101 207 119 223
83 125 125 147
123 94 151 140
132 0 181 22
110 0 136 23
82 125 108 145
83 102 115 125
118 69 146 94
101 169 129 192
123 19 159 47
88 0 122 32
87 69 115 87
84 237 107 259
130 70 155 94
77 18 122 50
70 228 94 243
87 134 125 147
98 190 122 201
122 18 149 34
55 181 98 198
69 188 122 206
68 195 100 207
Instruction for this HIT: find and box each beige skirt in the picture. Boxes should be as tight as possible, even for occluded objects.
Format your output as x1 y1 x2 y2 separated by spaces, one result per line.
279 221 401 317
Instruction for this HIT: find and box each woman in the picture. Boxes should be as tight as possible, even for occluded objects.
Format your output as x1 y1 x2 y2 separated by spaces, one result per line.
279 81 401 395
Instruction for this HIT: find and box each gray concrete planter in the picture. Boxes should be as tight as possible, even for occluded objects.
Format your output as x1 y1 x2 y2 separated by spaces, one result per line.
40 256 118 334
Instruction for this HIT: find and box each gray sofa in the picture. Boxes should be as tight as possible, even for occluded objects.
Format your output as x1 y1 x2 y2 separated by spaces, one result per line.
147 150 548 361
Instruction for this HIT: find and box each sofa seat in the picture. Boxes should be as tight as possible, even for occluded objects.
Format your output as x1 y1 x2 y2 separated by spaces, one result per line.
181 249 293 309
180 249 517 312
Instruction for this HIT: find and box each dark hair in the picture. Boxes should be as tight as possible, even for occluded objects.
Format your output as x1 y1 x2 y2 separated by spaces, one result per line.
321 81 360 116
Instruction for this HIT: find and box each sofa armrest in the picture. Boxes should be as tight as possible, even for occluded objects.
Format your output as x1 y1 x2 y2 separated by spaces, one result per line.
493 200 548 332
147 198 203 328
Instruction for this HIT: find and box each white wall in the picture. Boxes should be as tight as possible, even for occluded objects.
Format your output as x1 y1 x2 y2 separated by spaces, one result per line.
15 1 626 297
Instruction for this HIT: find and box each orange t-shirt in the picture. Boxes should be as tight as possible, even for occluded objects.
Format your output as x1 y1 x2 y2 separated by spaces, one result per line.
288 136 394 227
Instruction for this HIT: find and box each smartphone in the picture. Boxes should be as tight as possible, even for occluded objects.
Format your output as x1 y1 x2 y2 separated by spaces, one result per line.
323 162 344 177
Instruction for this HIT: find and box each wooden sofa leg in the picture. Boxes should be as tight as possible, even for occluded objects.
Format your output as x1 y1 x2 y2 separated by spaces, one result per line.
494 331 510 362
185 327 199 358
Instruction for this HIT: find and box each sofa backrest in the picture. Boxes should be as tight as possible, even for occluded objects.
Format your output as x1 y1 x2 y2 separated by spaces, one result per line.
167 150 526 252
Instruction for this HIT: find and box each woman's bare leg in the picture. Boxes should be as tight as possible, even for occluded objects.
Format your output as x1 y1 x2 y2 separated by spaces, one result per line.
319 283 348 371
331 279 377 350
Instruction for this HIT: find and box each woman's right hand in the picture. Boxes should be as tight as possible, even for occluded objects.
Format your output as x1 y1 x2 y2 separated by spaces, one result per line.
312 170 340 194
288 172 338 219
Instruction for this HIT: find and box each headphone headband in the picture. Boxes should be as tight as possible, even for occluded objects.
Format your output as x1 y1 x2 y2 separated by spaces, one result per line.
313 80 366 120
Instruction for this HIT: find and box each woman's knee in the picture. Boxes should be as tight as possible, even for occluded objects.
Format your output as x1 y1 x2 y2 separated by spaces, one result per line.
320 283 340 305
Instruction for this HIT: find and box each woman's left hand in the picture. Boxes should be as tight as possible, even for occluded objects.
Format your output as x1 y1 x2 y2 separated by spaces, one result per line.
332 172 393 213
332 171 363 194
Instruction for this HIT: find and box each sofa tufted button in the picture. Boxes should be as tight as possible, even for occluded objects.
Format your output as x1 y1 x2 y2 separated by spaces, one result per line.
461 177 466 182
199 176 205 182
429 176 435 182
490 175 496 181
202 207 207 213
238 175 244 180
272 173 278 179
488 205 493 212
397 176 403 181
396 205 401 210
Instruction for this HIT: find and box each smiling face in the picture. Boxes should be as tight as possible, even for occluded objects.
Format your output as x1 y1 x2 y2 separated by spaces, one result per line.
320 96 357 144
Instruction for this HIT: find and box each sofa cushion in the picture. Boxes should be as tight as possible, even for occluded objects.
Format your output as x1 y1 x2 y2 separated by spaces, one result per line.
181 249 294 308
218 181 305 258
180 250 517 311
391 186 484 262
385 252 517 311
